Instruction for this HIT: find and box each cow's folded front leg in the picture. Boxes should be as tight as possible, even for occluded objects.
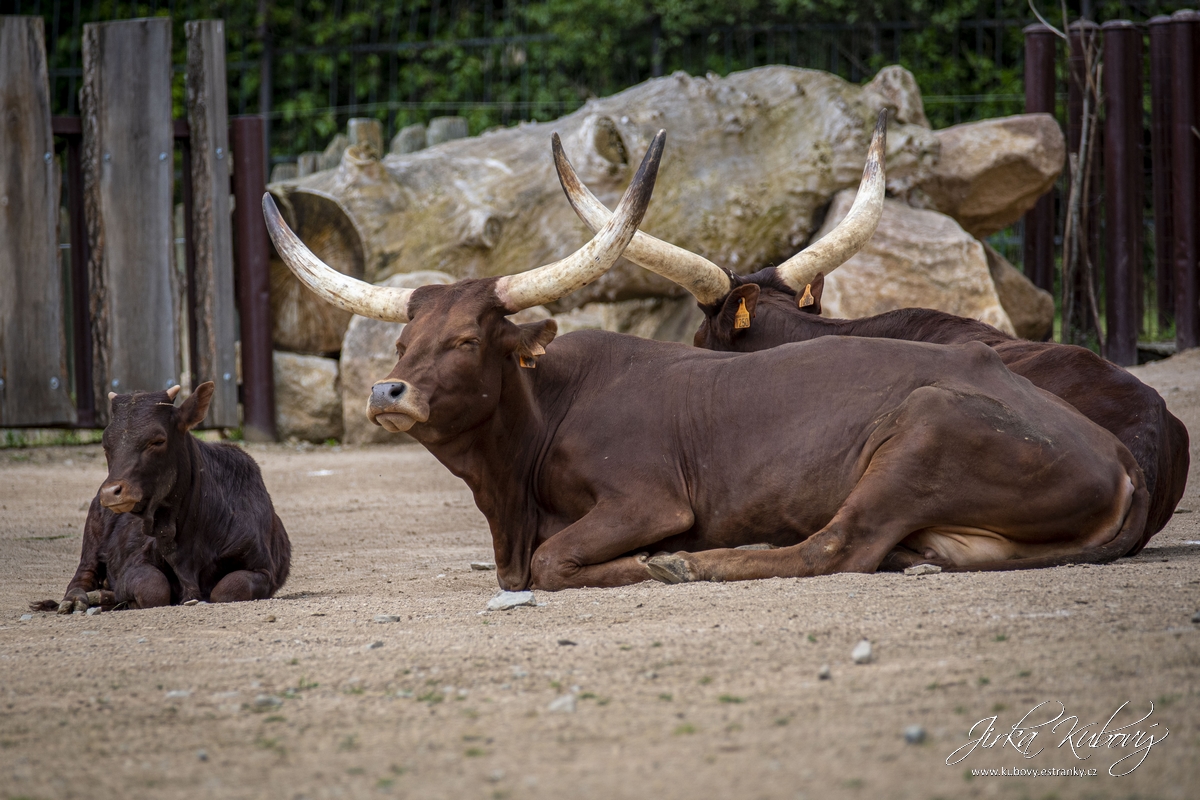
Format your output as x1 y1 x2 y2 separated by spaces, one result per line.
647 514 903 583
529 502 694 590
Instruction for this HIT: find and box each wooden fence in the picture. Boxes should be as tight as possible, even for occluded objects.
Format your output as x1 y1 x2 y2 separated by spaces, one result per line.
1023 13 1200 364
0 15 275 438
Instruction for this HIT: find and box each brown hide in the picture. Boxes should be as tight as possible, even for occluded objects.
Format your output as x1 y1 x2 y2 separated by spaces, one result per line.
693 273 1189 550
49 384 290 613
365 279 1147 590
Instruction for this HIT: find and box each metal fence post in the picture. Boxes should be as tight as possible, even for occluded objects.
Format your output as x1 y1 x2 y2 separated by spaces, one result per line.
1102 21 1142 366
1149 16 1175 333
1065 20 1102 344
230 115 277 441
1022 23 1057 297
1170 11 1200 351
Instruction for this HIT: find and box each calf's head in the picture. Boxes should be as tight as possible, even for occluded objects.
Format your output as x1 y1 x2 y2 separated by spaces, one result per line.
263 132 663 443
552 109 886 351
99 382 214 514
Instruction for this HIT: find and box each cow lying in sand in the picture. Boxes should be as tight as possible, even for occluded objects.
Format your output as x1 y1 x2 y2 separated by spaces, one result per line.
552 110 1188 555
264 132 1148 591
36 382 290 613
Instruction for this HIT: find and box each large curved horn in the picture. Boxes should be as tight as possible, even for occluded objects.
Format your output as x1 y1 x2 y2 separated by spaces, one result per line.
775 109 888 292
495 130 666 312
263 193 414 322
552 134 732 306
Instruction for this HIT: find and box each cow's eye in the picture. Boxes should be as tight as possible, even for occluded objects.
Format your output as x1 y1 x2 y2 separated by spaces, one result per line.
457 338 480 349
146 439 166 449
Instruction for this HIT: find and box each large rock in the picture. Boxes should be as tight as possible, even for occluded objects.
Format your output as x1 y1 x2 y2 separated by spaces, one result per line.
983 243 1054 341
268 65 938 312
818 191 1015 335
338 272 454 445
273 351 342 443
914 113 1065 238
863 65 930 128
554 298 702 343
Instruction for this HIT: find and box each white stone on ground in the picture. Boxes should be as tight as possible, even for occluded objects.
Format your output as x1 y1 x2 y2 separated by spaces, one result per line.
548 693 576 713
852 639 873 664
904 563 942 576
486 591 535 611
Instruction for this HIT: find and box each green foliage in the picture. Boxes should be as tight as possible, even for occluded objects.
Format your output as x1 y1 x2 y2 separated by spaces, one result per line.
34 0 1193 159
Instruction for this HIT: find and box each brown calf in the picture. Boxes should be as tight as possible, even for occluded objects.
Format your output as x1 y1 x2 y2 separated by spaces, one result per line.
38 382 290 612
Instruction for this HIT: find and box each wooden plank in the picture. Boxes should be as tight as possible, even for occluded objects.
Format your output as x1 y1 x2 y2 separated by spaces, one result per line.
0 16 76 427
81 18 177 423
185 20 238 427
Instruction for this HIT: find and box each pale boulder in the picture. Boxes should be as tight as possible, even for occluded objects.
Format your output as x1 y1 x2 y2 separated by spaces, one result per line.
818 191 1015 335
553 297 702 343
983 243 1055 341
915 113 1065 238
273 351 342 443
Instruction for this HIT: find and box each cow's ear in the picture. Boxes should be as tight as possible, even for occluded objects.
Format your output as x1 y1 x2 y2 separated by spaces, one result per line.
716 284 760 337
514 319 557 368
175 381 214 431
797 272 823 315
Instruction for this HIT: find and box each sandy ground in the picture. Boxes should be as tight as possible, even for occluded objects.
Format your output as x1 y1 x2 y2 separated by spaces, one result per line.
2 351 1199 800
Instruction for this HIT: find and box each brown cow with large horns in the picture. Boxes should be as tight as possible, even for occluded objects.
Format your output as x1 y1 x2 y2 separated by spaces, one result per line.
553 110 1188 554
265 131 1149 590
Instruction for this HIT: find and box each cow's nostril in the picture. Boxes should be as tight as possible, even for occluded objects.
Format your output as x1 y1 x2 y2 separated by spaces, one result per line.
111 486 121 496
389 385 405 399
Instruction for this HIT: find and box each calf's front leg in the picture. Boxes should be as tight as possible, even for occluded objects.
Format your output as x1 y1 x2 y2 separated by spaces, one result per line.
210 569 275 602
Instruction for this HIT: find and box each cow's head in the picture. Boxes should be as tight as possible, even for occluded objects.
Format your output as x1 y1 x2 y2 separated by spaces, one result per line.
552 110 885 351
263 132 664 444
98 382 214 514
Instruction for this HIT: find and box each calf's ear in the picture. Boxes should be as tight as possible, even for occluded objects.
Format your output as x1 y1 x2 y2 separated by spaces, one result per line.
175 381 215 431
716 283 760 337
515 319 558 367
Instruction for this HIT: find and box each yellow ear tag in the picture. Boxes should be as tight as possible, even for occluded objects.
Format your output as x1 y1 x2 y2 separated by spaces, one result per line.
734 297 751 330
798 284 815 308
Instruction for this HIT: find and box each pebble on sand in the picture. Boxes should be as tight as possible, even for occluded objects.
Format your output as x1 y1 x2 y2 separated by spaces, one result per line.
818 664 832 680
19 614 32 622
85 606 102 616
182 599 200 606
470 562 497 571
374 614 404 623
486 590 536 611
197 750 209 761
548 693 577 713
253 695 282 709
904 725 926 744
1191 609 1200 624
851 639 873 664
904 563 942 576
366 640 384 650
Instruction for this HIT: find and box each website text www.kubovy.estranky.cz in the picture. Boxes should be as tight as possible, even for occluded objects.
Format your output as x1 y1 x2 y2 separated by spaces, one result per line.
969 767 1099 777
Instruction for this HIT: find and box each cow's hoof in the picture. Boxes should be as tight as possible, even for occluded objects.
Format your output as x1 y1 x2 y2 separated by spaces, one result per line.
646 554 695 584
57 600 73 615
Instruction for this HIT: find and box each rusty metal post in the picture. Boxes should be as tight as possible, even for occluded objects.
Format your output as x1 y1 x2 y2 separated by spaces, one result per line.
54 118 95 427
1066 20 1102 344
230 115 277 441
1149 16 1175 332
1170 11 1200 351
1102 21 1142 366
1023 23 1058 296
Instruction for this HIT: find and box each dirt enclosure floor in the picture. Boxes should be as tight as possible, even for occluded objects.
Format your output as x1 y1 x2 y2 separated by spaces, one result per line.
2 351 1200 800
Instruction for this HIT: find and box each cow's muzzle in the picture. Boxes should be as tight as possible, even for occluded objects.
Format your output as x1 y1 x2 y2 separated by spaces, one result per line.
367 381 430 433
98 479 142 514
